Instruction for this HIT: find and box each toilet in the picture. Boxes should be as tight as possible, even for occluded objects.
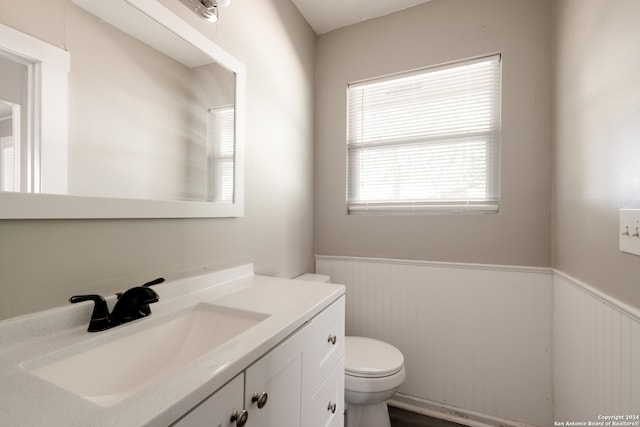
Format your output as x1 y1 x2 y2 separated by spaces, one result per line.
295 274 406 427
344 336 406 427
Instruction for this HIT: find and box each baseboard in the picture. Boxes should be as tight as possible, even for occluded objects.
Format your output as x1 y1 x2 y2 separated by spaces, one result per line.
388 393 536 427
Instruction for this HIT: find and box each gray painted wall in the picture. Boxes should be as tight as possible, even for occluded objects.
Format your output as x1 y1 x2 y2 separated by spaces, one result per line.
553 0 640 308
0 0 317 320
3 0 639 321
314 0 553 267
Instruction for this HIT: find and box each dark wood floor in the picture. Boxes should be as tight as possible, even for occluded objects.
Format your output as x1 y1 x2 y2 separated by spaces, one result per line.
389 406 466 427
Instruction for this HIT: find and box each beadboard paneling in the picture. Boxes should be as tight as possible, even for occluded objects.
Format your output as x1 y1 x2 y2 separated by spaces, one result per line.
553 272 640 422
316 256 553 427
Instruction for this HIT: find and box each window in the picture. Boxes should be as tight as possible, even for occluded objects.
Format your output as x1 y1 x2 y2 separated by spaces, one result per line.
1 136 16 191
207 105 235 202
347 54 502 214
0 102 20 192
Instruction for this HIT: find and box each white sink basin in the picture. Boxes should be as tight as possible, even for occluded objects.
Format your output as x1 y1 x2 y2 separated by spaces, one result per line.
29 304 268 406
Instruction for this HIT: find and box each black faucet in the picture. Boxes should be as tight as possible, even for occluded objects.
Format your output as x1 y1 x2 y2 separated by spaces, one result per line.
70 278 164 332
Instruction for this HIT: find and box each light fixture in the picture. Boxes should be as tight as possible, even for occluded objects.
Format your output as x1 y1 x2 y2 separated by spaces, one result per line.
178 0 231 23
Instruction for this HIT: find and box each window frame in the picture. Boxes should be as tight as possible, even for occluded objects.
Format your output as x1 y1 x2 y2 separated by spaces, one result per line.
346 54 502 215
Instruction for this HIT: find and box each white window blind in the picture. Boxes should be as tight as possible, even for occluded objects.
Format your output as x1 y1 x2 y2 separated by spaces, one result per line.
206 106 235 202
347 54 501 214
0 136 19 192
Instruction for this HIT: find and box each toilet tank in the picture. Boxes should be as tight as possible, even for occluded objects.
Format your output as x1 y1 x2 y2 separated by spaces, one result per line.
294 273 332 283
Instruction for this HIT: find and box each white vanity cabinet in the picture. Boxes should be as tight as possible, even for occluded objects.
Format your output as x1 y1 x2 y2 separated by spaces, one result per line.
172 295 345 427
0 268 346 427
172 332 306 427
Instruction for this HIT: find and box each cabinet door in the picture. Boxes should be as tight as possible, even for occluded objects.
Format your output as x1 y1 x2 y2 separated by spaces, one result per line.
245 324 309 427
172 373 245 427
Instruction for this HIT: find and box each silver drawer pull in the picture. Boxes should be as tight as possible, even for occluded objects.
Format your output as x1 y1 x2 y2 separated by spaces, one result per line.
230 409 248 426
327 334 337 345
251 391 269 409
327 401 337 414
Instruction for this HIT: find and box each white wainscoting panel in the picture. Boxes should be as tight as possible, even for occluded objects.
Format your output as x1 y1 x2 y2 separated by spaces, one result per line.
553 271 640 423
316 256 553 427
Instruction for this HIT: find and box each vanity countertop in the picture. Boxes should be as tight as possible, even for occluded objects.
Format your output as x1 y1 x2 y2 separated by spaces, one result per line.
0 265 344 426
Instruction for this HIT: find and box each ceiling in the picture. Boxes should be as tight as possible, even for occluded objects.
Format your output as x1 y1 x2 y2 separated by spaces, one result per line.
291 0 433 34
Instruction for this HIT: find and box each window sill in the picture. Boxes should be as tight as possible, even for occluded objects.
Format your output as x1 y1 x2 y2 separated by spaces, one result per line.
347 202 499 215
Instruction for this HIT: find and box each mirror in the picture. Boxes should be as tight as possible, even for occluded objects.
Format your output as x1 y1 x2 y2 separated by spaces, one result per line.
0 100 20 192
0 0 245 218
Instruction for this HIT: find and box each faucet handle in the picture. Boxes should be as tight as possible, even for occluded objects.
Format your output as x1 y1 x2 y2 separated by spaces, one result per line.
69 294 111 332
142 277 165 287
115 278 163 299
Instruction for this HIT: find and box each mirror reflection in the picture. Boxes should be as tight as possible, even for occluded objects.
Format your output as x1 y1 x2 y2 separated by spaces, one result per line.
0 0 237 204
0 99 20 192
0 52 27 193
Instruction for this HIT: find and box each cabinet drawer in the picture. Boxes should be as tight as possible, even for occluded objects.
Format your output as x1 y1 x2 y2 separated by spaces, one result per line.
304 296 345 394
304 356 345 427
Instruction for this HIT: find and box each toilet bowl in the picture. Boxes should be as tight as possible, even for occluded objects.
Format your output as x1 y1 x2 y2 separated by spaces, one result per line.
345 336 405 427
294 274 406 427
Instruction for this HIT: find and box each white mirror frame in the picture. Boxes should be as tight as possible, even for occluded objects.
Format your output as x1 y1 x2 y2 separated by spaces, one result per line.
0 0 245 219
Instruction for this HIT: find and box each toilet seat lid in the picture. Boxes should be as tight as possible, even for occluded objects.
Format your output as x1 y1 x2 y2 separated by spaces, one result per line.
345 336 404 378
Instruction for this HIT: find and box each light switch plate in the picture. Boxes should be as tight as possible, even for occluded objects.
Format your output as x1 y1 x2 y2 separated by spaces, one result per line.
619 209 640 256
